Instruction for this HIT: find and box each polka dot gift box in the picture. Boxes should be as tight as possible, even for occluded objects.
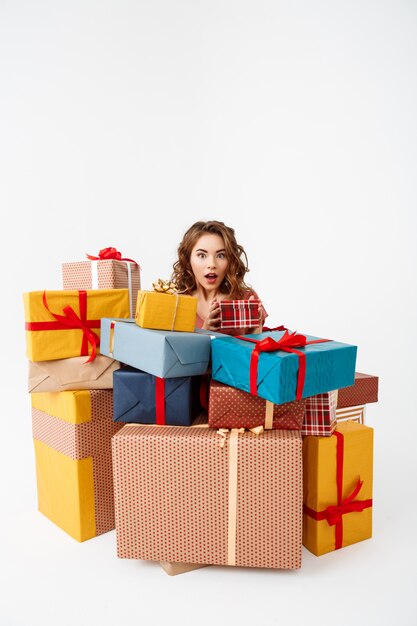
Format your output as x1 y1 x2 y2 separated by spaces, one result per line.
112 421 302 569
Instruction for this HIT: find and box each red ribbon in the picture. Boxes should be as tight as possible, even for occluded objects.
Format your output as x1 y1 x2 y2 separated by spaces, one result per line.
86 246 139 266
236 330 329 400
199 373 210 410
303 430 373 550
25 291 100 363
155 377 166 425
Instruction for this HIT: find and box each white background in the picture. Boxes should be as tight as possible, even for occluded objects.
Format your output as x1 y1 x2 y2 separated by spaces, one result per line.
1 1 416 625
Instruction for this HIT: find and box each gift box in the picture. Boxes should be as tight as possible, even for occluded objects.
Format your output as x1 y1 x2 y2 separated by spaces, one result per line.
337 372 379 408
112 422 302 569
28 355 120 393
24 289 130 362
208 379 305 430
335 405 365 424
100 318 211 378
301 391 338 436
219 299 260 330
113 366 203 425
62 255 141 318
135 290 197 333
211 329 357 406
32 389 123 542
303 421 373 556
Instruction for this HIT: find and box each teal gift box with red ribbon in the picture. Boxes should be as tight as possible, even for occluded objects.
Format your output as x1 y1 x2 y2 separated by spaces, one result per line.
211 329 357 406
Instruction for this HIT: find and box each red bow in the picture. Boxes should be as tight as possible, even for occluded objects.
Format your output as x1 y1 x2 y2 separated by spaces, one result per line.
237 330 328 400
86 247 139 266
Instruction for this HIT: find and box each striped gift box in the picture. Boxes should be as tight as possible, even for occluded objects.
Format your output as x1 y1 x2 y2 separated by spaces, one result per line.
219 299 260 330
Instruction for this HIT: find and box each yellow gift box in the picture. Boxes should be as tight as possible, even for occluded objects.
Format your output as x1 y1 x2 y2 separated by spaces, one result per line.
32 389 122 542
24 289 130 361
135 290 197 332
303 421 373 556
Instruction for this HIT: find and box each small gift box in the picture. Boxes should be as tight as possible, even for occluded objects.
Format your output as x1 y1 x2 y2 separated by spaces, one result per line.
135 288 197 333
100 318 211 378
112 422 302 569
62 247 141 318
211 329 357 406
301 391 338 436
28 355 120 393
303 421 373 556
113 366 204 425
219 299 260 330
32 389 123 542
337 372 379 408
23 289 130 362
208 379 305 430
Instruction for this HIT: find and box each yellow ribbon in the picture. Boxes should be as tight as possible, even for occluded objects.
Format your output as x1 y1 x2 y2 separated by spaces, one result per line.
152 279 181 331
264 400 274 430
152 278 178 295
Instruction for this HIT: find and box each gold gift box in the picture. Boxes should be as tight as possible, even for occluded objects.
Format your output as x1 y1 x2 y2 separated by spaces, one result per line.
303 420 373 556
32 390 122 542
135 290 197 333
24 289 130 361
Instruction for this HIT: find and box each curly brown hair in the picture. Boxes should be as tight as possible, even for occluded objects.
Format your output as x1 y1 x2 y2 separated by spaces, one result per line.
171 221 251 298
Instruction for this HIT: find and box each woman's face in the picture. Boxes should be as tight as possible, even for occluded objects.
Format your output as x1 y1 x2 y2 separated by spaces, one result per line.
190 233 229 293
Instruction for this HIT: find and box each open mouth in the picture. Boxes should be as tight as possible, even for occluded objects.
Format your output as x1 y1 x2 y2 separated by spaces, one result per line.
204 273 218 283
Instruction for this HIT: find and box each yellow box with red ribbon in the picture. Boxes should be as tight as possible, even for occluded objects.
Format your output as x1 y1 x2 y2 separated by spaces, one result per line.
303 420 373 556
24 289 130 362
135 290 197 333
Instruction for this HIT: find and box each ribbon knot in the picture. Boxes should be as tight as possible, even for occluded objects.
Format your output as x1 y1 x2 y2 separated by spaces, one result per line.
42 291 100 362
86 247 139 266
152 278 178 295
236 329 330 400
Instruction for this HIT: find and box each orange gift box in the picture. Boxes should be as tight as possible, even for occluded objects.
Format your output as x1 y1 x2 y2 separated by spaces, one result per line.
303 420 373 556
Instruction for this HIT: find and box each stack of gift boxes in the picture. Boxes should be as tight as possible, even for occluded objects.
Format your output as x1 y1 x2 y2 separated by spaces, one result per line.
23 250 378 571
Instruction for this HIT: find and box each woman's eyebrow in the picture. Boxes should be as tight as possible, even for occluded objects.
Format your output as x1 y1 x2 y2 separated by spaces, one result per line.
195 248 226 253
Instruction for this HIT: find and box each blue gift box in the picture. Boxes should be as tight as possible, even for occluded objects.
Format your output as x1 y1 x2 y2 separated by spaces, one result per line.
113 366 203 425
100 318 211 378
211 330 357 405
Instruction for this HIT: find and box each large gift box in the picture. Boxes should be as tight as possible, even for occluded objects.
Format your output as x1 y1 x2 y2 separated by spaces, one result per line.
301 391 338 436
32 389 123 542
208 379 305 430
135 291 197 333
303 421 373 556
112 422 302 569
100 318 211 377
211 329 357 406
219 299 260 330
28 355 120 393
62 252 141 318
24 289 130 362
113 366 203 425
337 372 378 408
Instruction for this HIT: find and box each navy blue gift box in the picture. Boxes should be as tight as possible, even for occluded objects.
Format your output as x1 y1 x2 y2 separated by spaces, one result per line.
113 366 206 425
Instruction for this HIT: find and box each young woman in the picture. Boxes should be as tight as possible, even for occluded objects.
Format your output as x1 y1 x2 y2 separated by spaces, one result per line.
171 220 267 334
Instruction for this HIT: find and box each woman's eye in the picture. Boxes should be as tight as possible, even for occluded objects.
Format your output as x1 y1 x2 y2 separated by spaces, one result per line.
217 253 225 259
197 253 206 259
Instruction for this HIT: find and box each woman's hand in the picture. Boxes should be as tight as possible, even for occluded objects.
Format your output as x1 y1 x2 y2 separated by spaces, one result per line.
202 299 221 331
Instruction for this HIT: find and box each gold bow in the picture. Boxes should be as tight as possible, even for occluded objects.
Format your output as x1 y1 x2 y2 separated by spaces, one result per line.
216 425 264 448
152 278 178 294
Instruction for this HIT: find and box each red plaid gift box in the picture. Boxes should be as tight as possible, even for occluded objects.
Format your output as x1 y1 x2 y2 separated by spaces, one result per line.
302 391 338 436
219 299 260 330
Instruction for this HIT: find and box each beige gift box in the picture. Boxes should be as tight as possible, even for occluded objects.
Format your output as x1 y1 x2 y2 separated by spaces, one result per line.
28 355 120 393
